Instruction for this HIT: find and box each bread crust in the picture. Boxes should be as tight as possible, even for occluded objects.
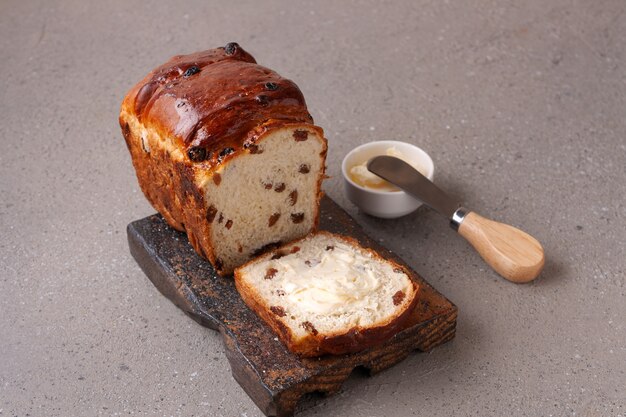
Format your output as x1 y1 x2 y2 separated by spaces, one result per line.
120 44 327 275
121 43 313 157
234 231 420 357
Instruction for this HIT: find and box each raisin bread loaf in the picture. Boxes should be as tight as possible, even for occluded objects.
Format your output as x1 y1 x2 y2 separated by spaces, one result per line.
234 232 420 357
120 43 327 275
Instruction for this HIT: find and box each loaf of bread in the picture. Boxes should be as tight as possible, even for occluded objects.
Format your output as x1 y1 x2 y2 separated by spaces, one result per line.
120 43 328 275
234 232 420 357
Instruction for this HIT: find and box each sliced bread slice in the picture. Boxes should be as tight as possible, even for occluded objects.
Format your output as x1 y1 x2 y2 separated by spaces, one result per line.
234 231 419 357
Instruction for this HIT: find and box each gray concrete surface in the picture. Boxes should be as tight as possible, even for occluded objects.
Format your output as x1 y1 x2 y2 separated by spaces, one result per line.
1 0 625 416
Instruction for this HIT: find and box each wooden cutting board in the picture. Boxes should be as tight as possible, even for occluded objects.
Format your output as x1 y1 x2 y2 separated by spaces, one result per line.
127 195 457 417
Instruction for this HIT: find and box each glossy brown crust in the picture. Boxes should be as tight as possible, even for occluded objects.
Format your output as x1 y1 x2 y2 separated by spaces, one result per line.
234 231 421 357
120 117 213 259
121 43 313 167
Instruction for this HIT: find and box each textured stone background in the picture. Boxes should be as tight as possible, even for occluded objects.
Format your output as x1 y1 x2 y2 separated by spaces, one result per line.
1 0 625 416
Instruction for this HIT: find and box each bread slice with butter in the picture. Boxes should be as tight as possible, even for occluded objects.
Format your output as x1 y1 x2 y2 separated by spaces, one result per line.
234 231 419 357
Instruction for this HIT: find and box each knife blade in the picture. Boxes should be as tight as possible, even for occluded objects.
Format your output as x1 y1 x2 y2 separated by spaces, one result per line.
366 155 460 221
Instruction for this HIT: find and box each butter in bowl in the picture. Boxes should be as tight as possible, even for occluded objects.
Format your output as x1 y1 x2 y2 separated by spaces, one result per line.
341 140 434 218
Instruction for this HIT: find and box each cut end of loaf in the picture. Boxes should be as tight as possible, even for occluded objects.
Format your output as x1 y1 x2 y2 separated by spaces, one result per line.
120 107 326 276
234 232 420 357
201 125 326 274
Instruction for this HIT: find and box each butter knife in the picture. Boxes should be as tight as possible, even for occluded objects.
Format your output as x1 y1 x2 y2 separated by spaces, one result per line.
367 155 545 283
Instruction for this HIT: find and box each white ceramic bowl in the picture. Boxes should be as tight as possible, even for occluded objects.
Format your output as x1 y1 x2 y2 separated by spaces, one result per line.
341 140 435 219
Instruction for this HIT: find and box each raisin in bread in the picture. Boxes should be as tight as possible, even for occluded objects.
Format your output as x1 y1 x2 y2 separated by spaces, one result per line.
119 43 327 275
234 232 420 357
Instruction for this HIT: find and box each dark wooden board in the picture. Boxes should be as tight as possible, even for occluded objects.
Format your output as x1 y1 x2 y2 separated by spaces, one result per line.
127 195 457 417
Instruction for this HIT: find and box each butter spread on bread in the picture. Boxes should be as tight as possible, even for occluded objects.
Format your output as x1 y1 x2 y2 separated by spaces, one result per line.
234 232 420 357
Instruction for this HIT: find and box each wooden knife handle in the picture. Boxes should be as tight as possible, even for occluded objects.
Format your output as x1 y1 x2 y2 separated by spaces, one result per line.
457 211 545 283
